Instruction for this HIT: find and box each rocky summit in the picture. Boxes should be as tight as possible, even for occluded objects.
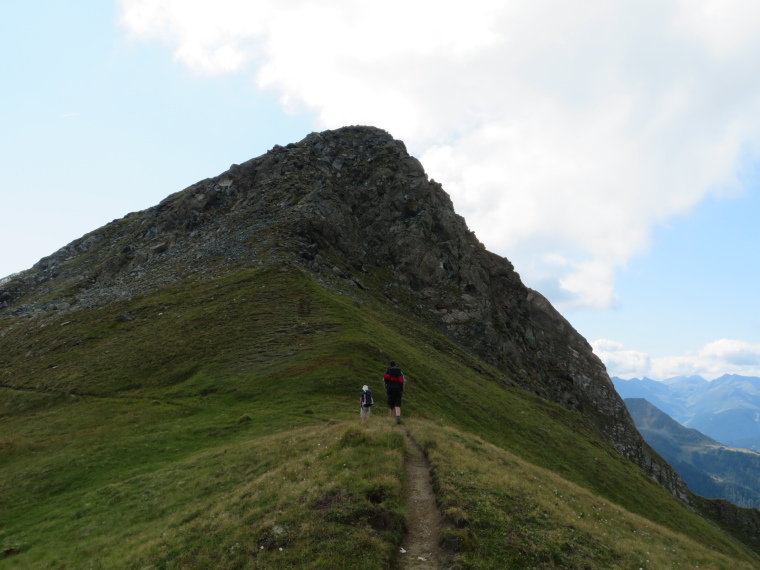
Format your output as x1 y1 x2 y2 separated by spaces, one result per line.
1 125 684 496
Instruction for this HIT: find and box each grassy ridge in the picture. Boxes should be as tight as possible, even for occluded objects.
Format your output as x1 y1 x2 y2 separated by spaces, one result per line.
408 419 757 569
2 266 759 567
2 410 406 568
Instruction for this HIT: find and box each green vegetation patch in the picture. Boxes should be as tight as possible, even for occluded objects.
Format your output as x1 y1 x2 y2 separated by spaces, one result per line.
0 267 337 400
1 422 405 569
407 420 759 569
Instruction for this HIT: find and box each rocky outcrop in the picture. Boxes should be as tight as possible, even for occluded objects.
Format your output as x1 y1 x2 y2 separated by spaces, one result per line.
0 126 686 498
693 495 760 548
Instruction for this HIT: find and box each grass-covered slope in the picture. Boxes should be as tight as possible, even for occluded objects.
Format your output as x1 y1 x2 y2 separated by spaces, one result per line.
407 420 756 569
1 267 759 568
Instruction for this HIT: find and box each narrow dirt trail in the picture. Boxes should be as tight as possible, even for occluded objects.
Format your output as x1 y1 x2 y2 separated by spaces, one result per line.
400 431 444 569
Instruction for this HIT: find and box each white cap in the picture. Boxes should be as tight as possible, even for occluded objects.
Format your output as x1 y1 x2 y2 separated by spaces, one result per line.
362 385 369 391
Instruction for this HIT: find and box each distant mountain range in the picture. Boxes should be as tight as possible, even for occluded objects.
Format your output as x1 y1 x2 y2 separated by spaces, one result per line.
625 398 760 509
612 375 760 450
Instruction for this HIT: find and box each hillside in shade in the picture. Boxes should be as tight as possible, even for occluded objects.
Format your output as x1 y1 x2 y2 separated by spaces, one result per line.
2 126 759 568
625 397 760 509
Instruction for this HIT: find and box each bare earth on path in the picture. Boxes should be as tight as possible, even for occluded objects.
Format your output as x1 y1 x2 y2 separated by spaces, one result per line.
400 430 444 569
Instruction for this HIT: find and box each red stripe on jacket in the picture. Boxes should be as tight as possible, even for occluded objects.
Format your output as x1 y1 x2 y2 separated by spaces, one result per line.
383 373 404 384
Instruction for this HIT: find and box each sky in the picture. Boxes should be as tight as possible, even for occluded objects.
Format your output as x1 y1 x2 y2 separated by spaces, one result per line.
2 0 759 381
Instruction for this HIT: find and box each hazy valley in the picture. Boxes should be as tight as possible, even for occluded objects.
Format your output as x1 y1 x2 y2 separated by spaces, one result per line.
614 375 760 450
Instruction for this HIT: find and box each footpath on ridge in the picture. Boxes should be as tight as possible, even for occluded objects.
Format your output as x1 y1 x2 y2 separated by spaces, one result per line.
400 430 444 569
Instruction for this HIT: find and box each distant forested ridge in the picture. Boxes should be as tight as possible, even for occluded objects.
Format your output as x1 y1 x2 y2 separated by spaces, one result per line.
625 398 760 509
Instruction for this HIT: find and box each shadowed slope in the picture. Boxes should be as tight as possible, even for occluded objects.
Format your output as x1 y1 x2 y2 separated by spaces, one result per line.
627 398 760 509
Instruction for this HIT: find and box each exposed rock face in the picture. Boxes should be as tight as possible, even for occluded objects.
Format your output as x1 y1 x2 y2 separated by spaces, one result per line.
695 497 760 549
0 126 685 497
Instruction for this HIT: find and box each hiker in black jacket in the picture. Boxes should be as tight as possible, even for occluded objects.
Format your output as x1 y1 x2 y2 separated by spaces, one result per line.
383 360 405 424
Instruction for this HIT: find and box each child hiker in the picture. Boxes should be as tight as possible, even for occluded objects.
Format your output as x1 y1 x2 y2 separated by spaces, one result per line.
359 385 374 419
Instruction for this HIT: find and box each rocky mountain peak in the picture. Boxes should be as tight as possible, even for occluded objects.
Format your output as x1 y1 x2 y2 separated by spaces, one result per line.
0 125 686 497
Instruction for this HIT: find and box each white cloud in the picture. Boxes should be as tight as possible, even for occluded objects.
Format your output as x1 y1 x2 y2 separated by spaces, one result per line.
593 338 760 380
119 0 760 309
591 339 652 379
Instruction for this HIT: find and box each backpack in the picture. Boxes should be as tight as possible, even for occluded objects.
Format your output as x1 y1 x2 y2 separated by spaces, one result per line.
384 367 404 385
363 389 374 407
